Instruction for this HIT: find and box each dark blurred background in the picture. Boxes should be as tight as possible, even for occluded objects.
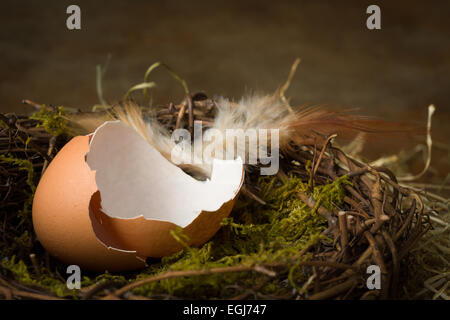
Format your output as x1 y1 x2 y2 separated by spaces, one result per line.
0 0 449 172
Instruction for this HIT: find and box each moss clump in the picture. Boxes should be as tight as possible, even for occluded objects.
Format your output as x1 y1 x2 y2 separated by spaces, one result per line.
0 154 35 194
0 154 36 224
119 175 348 299
2 173 351 299
1 256 78 298
30 106 67 136
312 175 352 212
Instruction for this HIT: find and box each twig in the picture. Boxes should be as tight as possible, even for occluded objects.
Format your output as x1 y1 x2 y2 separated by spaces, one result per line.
241 185 266 205
308 277 358 300
338 211 349 261
41 136 56 176
398 105 435 182
175 101 187 130
279 57 301 112
313 134 337 176
107 264 277 299
29 254 41 280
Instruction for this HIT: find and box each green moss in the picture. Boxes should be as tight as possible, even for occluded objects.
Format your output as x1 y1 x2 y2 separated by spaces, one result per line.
0 154 36 224
2 141 351 298
30 106 68 136
313 175 352 212
1 256 76 298
123 175 348 299
10 231 32 253
0 154 35 194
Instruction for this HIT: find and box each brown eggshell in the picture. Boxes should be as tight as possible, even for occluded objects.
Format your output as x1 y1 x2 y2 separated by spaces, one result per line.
32 136 145 272
89 187 240 259
84 120 245 261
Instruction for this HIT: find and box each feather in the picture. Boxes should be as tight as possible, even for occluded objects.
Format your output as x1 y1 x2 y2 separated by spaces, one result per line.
63 111 114 136
68 93 424 178
115 103 211 179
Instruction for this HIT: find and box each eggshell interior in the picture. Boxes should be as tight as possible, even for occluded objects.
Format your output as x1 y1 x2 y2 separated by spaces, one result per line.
86 121 244 227
86 121 244 258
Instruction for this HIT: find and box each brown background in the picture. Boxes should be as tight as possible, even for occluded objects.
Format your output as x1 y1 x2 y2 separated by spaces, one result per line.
0 1 449 167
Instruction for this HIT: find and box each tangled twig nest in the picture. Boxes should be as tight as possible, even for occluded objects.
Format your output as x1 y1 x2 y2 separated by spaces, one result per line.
0 94 434 300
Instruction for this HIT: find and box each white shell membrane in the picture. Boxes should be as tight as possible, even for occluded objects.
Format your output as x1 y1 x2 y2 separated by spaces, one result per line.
86 121 244 228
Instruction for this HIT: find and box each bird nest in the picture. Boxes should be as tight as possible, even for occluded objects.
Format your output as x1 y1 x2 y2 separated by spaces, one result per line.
0 94 432 300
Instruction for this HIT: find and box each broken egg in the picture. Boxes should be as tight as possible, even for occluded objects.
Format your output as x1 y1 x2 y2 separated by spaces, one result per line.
32 121 244 271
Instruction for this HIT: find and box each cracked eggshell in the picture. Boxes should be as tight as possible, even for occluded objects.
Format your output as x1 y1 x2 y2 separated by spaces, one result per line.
89 190 238 258
86 121 244 259
32 135 145 272
32 121 244 271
